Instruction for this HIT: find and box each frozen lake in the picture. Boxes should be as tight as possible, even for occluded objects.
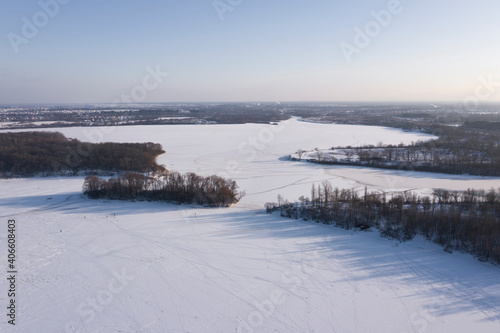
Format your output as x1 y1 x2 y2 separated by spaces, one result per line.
1 119 499 332
9 117 500 204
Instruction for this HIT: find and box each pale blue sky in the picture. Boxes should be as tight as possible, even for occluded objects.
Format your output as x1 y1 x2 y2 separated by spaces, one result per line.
1 0 499 103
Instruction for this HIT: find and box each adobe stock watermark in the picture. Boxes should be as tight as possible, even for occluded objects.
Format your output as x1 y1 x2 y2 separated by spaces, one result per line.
49 119 114 175
237 251 320 332
113 65 169 104
400 309 436 333
64 267 135 333
339 0 406 64
400 277 462 333
213 0 243 21
50 64 169 177
7 0 71 54
463 74 500 112
217 120 288 180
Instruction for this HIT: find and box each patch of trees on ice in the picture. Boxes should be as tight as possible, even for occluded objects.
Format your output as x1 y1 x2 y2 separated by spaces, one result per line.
83 171 244 207
266 182 500 264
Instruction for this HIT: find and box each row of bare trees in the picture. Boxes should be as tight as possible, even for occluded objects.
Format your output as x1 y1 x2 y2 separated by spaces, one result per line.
266 182 500 264
83 171 243 207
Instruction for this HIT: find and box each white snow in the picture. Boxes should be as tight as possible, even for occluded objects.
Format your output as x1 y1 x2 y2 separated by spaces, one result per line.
158 117 193 120
0 121 74 127
1 118 499 332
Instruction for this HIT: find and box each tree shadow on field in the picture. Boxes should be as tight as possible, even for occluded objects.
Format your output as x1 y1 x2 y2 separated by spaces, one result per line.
0 191 202 217
203 207 500 324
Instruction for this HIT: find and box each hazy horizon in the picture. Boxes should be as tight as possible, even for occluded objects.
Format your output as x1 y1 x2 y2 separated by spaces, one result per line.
2 101 500 107
1 1 499 104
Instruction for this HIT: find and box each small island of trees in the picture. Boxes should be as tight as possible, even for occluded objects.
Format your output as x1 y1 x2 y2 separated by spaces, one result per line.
83 172 243 207
266 182 500 264
0 131 243 207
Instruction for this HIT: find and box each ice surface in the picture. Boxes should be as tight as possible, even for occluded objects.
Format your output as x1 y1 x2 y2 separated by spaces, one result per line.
1 119 499 332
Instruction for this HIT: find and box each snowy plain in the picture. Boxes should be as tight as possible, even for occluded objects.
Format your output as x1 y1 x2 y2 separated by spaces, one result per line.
1 118 500 333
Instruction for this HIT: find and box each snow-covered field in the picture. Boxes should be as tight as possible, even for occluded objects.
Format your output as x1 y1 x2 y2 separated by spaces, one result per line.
1 118 499 332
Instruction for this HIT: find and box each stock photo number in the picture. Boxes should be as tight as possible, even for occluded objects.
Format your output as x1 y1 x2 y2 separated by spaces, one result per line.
7 219 17 325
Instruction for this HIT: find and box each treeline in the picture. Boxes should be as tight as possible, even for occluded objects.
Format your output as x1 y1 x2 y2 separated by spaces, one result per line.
205 111 287 124
83 171 243 207
294 125 500 177
265 182 500 264
285 104 500 177
0 132 165 176
464 121 500 132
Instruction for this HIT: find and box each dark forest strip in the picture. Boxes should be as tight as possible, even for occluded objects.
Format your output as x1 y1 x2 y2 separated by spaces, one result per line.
266 183 500 264
83 172 243 207
0 132 165 176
